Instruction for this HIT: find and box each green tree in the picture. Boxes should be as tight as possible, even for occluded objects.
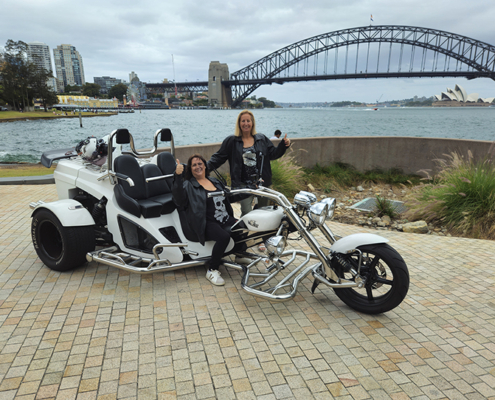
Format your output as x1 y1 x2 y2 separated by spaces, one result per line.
193 99 208 107
258 97 276 108
31 68 59 111
0 40 32 110
64 84 81 94
0 39 60 111
82 83 101 97
108 83 128 101
331 101 364 107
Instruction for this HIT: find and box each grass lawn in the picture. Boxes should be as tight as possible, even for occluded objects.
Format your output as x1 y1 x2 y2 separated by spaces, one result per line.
0 164 55 178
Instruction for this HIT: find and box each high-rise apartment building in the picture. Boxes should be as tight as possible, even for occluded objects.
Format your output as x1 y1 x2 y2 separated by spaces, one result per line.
53 44 85 92
94 76 122 94
129 71 139 82
27 42 57 90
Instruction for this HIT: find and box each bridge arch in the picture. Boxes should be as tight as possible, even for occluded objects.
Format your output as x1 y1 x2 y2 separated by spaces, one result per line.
227 25 495 107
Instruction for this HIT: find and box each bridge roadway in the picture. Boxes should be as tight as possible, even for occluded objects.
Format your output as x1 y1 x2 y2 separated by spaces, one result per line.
147 70 495 91
1 183 494 399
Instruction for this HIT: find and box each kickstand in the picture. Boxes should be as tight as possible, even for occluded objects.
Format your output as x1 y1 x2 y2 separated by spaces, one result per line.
311 279 320 294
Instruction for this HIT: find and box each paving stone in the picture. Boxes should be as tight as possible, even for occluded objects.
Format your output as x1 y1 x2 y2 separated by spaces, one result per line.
1 184 494 399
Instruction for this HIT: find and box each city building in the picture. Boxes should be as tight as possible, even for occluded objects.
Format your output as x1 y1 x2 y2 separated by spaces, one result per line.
129 71 139 82
433 84 494 106
53 44 85 92
93 76 123 94
27 42 57 90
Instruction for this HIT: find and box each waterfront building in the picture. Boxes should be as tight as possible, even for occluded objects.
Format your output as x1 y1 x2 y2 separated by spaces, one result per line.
27 42 57 90
94 76 123 94
57 95 118 109
433 84 494 106
53 44 85 92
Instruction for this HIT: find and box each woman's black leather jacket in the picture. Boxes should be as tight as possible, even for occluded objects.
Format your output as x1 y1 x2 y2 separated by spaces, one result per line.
207 133 288 188
172 174 234 245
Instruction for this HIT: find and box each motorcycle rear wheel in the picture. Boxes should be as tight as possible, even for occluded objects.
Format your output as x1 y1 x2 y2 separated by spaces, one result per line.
31 209 95 272
332 243 409 314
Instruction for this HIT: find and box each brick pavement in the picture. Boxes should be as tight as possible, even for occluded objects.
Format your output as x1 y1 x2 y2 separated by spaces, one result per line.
0 184 494 400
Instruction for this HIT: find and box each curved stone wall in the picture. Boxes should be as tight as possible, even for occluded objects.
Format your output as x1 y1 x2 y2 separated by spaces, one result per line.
172 136 493 176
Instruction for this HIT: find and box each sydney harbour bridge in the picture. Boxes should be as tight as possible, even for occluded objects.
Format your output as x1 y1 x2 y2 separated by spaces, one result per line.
145 25 495 108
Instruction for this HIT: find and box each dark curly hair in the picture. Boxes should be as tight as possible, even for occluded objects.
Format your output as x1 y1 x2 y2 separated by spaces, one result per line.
184 154 209 180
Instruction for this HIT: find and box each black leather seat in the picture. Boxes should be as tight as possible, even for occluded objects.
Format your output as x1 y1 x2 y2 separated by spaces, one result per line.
156 151 177 183
141 163 176 214
113 155 162 218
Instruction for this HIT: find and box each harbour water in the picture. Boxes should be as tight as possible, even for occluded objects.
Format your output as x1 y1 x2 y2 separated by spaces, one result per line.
1 107 494 163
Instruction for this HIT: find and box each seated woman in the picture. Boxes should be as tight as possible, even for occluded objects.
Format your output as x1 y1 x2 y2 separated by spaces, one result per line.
172 154 237 286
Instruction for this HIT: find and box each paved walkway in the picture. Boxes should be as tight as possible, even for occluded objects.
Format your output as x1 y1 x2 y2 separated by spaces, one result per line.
0 184 494 400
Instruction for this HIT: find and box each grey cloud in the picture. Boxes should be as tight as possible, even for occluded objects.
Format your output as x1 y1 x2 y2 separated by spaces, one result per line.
2 0 495 101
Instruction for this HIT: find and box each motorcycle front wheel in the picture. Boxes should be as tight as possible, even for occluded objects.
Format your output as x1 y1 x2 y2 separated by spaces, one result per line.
332 243 409 314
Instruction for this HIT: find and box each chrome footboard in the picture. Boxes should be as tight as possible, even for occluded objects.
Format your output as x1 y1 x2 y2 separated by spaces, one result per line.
226 249 361 302
86 245 207 274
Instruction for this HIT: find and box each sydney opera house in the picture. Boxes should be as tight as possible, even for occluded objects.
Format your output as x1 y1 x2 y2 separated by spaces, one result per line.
433 84 494 106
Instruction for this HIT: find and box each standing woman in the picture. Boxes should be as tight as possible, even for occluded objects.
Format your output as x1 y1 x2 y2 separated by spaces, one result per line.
207 110 291 216
173 154 237 286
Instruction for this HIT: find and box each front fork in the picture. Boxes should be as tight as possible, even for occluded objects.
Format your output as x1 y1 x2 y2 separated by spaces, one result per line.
282 206 342 282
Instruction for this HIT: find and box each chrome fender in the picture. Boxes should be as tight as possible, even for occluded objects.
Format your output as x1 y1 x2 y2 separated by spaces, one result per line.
329 233 388 254
31 199 95 227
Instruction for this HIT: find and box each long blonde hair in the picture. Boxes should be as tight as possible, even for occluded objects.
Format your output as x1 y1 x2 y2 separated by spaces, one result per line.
234 110 257 137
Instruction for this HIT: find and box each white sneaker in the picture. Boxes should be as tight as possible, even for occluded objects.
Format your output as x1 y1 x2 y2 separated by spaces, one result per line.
206 269 225 286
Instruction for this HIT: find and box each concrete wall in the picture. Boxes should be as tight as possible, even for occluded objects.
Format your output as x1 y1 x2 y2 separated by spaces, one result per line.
168 136 493 177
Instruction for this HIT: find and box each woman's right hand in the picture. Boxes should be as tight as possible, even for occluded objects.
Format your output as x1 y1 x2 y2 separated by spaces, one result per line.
176 159 184 175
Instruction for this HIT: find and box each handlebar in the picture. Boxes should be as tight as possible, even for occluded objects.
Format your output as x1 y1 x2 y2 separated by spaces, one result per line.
229 187 292 208
207 191 225 198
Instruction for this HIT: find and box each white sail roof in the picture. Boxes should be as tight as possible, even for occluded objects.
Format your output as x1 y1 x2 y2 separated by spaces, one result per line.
435 84 492 104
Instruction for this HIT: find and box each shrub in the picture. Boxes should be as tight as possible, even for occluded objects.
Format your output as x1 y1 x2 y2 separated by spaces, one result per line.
404 148 495 239
303 162 421 194
270 154 305 198
307 162 359 187
364 167 422 185
374 195 399 219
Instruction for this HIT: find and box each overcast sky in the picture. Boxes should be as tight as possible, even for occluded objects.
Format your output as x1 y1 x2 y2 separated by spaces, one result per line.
2 0 495 103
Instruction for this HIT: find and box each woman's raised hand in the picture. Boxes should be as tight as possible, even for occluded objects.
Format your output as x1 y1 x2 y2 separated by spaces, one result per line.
283 133 291 147
176 159 184 175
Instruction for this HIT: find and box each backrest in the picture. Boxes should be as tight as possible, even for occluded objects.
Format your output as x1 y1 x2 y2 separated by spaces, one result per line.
113 155 146 200
156 151 176 188
142 163 170 197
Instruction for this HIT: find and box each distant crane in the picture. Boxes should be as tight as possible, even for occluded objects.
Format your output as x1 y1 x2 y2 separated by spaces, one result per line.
377 94 383 104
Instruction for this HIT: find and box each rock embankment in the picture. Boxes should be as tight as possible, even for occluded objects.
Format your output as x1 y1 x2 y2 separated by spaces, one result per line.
311 183 450 236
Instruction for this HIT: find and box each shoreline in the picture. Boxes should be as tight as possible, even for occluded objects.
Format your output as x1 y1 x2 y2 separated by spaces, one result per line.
0 112 117 123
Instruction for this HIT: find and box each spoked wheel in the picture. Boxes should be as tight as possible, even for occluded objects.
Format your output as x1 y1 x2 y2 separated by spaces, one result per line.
31 209 95 272
332 243 409 314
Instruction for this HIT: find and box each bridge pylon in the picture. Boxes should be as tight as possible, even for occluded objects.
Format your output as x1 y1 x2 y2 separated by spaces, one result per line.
208 62 232 108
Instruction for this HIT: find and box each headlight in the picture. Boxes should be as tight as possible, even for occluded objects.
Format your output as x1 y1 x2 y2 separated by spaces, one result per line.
265 235 286 257
294 191 317 208
319 198 336 219
308 203 328 226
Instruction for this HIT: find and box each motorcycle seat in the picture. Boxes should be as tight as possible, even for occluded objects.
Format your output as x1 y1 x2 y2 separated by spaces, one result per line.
113 155 164 218
142 163 176 215
156 151 177 180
